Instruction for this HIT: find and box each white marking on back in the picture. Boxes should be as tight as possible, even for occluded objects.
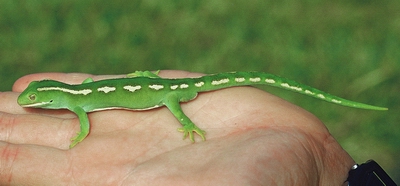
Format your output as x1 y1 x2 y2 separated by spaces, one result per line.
281 83 291 88
317 94 326 99
305 90 314 95
280 83 302 91
332 99 342 103
149 84 164 90
265 79 275 84
123 85 141 92
211 78 230 85
249 77 261 82
180 84 189 89
37 87 92 95
195 82 204 87
170 85 179 90
290 86 302 91
97 86 116 93
235 77 245 83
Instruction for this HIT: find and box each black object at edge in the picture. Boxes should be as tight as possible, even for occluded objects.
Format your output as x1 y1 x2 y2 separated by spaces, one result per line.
347 160 397 186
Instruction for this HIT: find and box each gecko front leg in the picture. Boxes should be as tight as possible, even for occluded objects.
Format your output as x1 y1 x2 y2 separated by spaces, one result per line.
69 107 90 148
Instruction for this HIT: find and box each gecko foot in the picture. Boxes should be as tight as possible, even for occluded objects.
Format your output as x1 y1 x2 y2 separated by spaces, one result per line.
69 131 88 148
177 124 206 142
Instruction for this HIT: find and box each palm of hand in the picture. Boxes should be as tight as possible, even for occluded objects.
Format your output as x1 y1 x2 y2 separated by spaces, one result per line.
0 71 353 185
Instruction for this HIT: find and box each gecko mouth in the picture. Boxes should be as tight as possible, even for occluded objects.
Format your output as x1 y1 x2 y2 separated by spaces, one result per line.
21 101 52 108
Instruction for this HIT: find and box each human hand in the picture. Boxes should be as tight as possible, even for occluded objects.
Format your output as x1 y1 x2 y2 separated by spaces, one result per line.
0 70 354 185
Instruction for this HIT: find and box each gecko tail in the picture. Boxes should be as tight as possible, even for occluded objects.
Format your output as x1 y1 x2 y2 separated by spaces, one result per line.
196 72 388 111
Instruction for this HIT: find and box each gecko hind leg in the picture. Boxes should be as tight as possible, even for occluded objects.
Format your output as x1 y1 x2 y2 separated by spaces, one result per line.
163 93 206 142
126 70 161 78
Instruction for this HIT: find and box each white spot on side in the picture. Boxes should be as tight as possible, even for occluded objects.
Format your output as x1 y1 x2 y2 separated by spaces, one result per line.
92 105 162 112
265 79 276 84
123 85 141 92
97 86 116 93
317 94 326 99
211 78 230 85
249 77 261 82
305 90 314 95
149 84 164 90
170 85 179 90
332 99 342 103
37 87 92 95
235 77 246 83
180 84 189 89
195 82 204 87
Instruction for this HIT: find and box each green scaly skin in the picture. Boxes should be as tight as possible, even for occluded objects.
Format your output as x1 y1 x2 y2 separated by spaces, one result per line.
17 71 387 148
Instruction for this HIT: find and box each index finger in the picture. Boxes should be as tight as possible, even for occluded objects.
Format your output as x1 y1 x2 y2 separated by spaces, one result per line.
11 70 202 92
12 72 123 92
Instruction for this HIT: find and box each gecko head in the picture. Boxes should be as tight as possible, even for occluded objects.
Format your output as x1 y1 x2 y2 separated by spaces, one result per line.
17 80 71 109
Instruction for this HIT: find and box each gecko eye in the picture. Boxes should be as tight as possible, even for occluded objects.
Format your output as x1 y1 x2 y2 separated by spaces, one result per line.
28 94 36 101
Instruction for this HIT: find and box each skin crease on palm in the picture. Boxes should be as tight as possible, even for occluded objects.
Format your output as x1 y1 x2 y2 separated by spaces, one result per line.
0 70 354 185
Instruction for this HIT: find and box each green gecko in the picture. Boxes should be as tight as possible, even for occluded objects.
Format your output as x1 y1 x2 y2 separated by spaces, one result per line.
17 71 387 148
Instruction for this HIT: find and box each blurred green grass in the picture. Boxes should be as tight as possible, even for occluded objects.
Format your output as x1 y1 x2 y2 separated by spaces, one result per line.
1 0 399 182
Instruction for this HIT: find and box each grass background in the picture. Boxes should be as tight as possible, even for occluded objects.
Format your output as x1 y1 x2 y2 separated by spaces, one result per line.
1 0 399 182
